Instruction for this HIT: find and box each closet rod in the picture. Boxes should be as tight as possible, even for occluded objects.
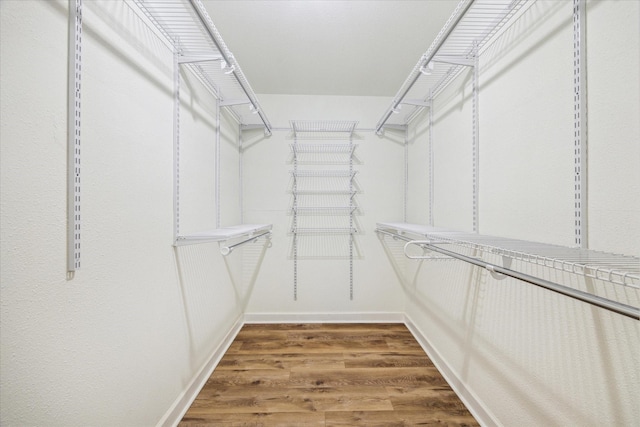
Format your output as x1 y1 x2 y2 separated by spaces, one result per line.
220 231 271 256
375 0 474 135
188 0 272 136
376 229 639 320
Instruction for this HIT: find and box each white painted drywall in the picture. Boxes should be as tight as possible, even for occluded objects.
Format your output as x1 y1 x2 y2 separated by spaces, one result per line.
1 1 246 425
404 1 640 425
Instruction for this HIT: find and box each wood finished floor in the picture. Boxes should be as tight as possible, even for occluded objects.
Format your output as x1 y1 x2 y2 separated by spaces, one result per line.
179 323 479 426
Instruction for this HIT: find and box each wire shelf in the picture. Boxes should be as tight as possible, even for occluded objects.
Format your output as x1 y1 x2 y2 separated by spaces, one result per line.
293 227 358 235
133 0 272 132
292 170 358 178
290 144 357 155
377 0 528 130
175 223 272 246
291 120 358 139
376 222 640 288
292 206 358 214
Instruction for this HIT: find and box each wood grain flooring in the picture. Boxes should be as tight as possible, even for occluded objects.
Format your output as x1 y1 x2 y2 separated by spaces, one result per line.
179 323 478 426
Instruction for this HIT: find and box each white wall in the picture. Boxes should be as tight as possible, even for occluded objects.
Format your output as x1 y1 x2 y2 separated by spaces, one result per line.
404 1 640 425
242 94 406 317
1 1 245 425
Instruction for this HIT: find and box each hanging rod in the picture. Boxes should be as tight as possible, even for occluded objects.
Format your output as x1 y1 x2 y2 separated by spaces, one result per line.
187 0 272 136
376 229 640 320
132 0 272 135
375 0 474 135
220 231 271 256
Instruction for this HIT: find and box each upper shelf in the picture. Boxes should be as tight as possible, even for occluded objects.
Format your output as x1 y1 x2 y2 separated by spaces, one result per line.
376 0 528 133
133 0 272 134
376 222 640 288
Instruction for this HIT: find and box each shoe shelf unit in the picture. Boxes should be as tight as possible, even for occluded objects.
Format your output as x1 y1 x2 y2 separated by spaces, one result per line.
290 121 359 300
133 0 273 253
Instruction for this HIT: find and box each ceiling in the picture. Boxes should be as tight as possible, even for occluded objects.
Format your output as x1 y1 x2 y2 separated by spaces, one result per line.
202 1 459 97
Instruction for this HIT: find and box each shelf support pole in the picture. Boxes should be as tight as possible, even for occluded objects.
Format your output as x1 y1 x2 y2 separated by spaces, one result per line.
68 0 82 274
428 94 434 226
215 100 221 228
472 43 479 233
573 0 588 248
173 50 181 244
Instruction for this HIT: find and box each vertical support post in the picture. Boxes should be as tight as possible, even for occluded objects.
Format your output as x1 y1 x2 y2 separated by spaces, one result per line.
349 131 354 300
471 43 479 233
573 0 588 248
239 124 244 224
215 100 221 228
292 132 298 301
404 126 409 223
173 51 181 243
428 94 434 226
68 0 82 274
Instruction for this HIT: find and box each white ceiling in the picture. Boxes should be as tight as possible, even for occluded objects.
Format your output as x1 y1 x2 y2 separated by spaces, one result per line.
202 1 459 97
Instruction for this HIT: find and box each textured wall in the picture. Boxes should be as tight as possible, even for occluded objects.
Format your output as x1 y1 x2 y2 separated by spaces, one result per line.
1 1 244 425
405 1 640 425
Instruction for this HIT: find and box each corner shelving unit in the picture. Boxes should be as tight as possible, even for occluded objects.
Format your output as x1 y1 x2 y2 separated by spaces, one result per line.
290 121 359 300
132 0 273 253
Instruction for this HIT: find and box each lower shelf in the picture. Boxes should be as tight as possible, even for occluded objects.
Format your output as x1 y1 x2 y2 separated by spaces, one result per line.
175 224 272 246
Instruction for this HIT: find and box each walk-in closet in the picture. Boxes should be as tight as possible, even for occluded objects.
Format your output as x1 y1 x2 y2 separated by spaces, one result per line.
1 0 638 425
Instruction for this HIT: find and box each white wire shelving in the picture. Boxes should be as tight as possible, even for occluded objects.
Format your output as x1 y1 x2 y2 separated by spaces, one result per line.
291 170 358 179
376 222 640 319
291 121 359 300
376 0 528 132
175 224 272 255
132 0 274 250
291 120 358 140
133 0 272 133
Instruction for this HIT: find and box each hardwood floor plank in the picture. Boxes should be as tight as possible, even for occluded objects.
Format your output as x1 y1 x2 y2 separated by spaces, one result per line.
289 367 450 388
343 352 434 368
325 410 479 426
386 386 472 413
185 385 393 414
217 353 346 370
235 338 390 354
205 369 291 387
179 411 326 426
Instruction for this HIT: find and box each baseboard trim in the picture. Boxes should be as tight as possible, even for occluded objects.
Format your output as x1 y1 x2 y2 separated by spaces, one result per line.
403 314 499 427
157 315 244 427
243 312 405 324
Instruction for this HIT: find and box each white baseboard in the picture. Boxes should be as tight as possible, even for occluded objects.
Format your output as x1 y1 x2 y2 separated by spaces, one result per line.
243 311 405 324
403 314 499 427
157 315 244 427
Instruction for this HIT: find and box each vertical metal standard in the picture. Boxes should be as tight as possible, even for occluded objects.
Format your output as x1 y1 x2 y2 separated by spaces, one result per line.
471 44 479 233
428 96 434 226
349 131 354 300
68 0 82 273
573 0 588 248
215 101 221 228
404 127 409 223
239 124 244 224
173 51 181 243
292 132 298 301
